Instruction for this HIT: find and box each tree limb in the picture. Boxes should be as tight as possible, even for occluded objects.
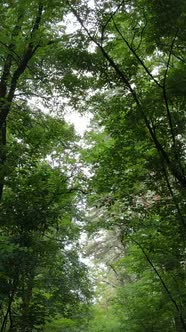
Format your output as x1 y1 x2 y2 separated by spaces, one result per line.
131 237 186 332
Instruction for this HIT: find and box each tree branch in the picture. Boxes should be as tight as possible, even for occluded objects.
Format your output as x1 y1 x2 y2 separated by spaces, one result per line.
69 4 186 188
131 237 186 332
162 30 185 180
112 17 162 88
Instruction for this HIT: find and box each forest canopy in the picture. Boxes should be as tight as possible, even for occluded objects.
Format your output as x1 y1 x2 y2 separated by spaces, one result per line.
0 0 185 331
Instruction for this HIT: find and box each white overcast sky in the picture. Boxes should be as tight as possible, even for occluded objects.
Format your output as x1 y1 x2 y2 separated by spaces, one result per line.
64 111 92 136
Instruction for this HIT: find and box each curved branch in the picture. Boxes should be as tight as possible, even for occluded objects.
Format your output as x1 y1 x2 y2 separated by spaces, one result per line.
112 17 162 88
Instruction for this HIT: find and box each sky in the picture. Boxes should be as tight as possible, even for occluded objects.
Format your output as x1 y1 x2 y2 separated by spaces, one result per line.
64 111 92 136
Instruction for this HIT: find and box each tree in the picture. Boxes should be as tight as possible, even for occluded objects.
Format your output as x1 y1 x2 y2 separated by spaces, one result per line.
0 0 87 199
0 104 92 331
0 2 97 331
65 0 186 330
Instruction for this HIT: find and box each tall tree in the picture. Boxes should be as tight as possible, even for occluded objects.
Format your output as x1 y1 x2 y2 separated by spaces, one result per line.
0 0 73 198
65 0 186 330
0 103 92 331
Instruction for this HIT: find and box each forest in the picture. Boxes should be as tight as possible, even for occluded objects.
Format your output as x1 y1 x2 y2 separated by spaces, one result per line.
0 0 185 331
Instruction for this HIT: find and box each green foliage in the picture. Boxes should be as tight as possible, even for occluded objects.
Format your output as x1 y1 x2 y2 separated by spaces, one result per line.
0 102 92 330
87 304 122 332
67 0 186 331
0 0 186 331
